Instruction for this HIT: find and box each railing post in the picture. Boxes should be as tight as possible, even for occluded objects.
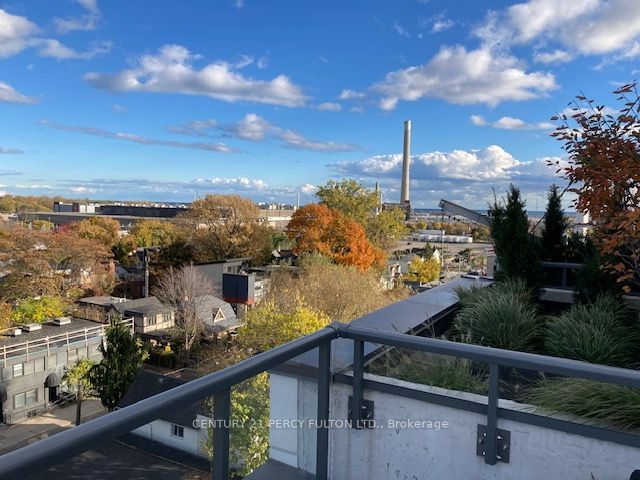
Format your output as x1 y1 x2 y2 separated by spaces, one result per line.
561 266 568 289
485 363 500 465
351 339 364 427
316 342 331 480
211 389 231 480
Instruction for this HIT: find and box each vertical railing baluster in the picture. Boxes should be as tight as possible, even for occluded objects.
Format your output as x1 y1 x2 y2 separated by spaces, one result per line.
316 342 331 480
485 363 500 465
351 339 364 427
212 389 231 480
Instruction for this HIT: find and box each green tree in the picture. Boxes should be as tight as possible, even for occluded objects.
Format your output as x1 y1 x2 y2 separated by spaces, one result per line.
130 220 180 248
65 358 94 426
405 256 440 283
88 321 148 411
541 184 568 261
238 301 330 353
316 179 378 226
11 296 66 323
366 208 409 250
488 185 540 286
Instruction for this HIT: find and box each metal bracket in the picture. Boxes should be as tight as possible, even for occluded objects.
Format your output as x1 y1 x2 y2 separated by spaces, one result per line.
348 395 375 429
477 424 510 463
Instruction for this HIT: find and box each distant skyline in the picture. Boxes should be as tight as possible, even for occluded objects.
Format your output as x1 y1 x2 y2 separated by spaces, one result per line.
1 0 638 208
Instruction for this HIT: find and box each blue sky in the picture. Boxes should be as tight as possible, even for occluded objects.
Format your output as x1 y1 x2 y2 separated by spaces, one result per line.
0 0 638 208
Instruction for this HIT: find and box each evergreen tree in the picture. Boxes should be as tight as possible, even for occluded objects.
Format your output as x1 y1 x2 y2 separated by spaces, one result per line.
88 321 148 411
541 184 568 261
488 185 540 286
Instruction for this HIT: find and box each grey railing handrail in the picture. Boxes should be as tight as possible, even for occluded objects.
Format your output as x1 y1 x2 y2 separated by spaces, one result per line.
341 324 640 388
0 325 339 479
1 321 640 479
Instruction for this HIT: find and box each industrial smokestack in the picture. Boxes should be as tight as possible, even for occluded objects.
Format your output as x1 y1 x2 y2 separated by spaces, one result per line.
400 120 411 204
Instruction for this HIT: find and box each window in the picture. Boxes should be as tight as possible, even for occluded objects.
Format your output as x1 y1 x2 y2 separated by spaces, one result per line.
34 357 45 373
171 424 184 438
147 315 157 326
13 389 36 409
25 388 37 405
12 363 23 378
14 393 25 409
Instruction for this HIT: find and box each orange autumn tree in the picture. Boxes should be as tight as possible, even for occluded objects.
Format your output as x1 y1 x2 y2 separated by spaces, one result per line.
287 204 385 271
551 82 640 292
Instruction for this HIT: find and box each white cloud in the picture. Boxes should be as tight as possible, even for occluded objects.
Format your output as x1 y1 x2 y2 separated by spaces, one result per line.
472 115 554 130
338 89 366 100
220 113 361 152
0 81 37 104
470 115 488 126
0 147 24 154
301 183 317 194
0 9 39 58
257 56 269 69
85 44 307 107
372 45 556 110
330 146 563 207
431 14 455 33
392 21 411 38
316 102 342 112
111 103 127 113
38 120 237 153
476 0 640 59
333 145 522 181
34 39 111 60
53 0 101 34
167 119 217 137
533 49 573 64
51 176 315 203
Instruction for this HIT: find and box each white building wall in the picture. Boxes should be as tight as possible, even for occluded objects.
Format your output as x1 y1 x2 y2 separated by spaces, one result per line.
269 372 640 480
131 419 205 457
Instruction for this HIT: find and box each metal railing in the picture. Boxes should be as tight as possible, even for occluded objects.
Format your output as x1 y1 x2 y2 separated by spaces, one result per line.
1 321 640 479
0 318 134 367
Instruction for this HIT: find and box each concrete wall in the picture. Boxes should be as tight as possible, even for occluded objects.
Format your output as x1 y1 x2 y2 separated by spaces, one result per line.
269 372 640 480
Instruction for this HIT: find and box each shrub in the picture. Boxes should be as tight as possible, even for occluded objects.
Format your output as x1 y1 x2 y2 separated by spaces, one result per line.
375 350 487 394
544 295 639 367
454 279 540 352
523 378 640 431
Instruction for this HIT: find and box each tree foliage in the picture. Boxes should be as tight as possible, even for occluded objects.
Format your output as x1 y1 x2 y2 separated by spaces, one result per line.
238 301 330 352
11 296 66 323
264 259 409 322
316 179 407 250
181 194 273 264
88 321 148 411
130 219 181 248
404 255 440 283
551 82 640 292
540 184 568 262
488 185 540 286
69 217 121 249
65 358 95 425
287 204 385 271
0 225 113 301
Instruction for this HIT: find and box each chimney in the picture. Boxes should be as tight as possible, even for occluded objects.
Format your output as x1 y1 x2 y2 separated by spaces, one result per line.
401 120 411 204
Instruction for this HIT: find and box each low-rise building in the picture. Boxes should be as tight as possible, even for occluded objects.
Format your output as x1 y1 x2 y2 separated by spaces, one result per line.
0 317 133 424
118 369 208 459
76 296 175 337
